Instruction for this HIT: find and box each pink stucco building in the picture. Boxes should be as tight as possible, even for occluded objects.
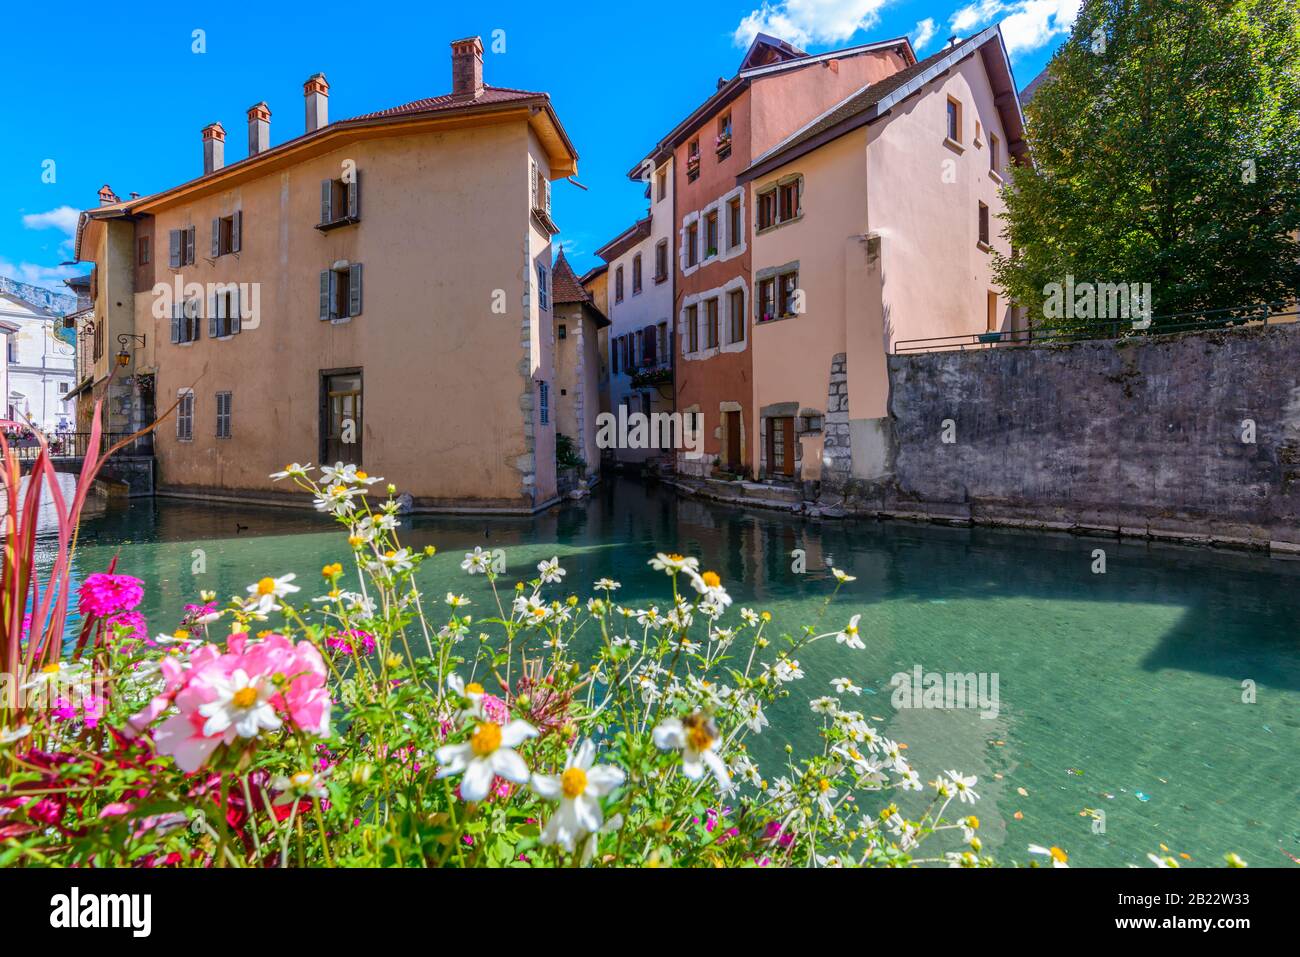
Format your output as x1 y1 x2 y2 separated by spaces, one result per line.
738 26 1026 492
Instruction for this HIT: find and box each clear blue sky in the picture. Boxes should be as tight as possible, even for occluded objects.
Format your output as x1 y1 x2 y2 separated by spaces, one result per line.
0 0 1076 292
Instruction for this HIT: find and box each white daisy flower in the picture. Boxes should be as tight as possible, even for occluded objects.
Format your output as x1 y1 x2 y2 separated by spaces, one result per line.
269 462 312 481
945 769 980 804
835 614 865 649
461 546 493 575
831 568 857 583
1028 844 1069 868
537 557 565 584
653 712 731 791
243 574 300 615
435 717 538 802
197 668 282 738
648 553 699 575
531 739 625 853
593 578 621 591
830 677 860 695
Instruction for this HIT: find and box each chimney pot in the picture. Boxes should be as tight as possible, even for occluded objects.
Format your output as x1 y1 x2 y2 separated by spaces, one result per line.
202 122 226 175
97 184 119 206
248 101 272 155
450 36 484 99
304 74 329 132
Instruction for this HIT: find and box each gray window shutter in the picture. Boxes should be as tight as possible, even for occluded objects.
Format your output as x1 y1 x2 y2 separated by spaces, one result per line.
320 180 333 225
530 161 538 209
185 226 195 265
169 229 181 268
170 303 180 343
208 291 218 338
231 287 241 334
347 171 359 220
211 218 220 258
231 211 241 253
542 177 552 215
320 270 332 320
348 263 362 317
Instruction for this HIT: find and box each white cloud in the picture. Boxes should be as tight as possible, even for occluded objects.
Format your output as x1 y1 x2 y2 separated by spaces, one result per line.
0 258 80 293
911 17 938 51
21 206 80 236
734 0 893 49
949 0 1080 55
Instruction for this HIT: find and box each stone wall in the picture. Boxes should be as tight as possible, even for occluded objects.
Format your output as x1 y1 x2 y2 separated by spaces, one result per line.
843 322 1300 549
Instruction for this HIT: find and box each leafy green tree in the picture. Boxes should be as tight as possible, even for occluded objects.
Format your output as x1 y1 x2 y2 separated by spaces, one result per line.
994 0 1300 328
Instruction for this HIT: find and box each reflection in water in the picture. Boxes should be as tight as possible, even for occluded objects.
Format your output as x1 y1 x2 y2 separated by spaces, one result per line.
60 475 1300 867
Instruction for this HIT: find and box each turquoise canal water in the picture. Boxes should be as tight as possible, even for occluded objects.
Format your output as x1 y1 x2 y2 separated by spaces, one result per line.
64 476 1299 867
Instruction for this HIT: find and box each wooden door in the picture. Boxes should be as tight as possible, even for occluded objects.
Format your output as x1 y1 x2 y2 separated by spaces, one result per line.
725 410 741 469
767 416 795 477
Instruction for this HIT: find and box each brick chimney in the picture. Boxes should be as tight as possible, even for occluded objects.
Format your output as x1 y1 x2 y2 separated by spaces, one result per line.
304 74 329 132
450 37 484 99
248 102 271 155
202 122 226 174
97 184 119 206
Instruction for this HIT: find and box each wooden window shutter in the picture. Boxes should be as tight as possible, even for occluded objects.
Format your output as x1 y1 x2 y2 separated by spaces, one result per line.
321 180 333 225
169 229 181 268
208 290 218 338
185 226 196 265
211 218 220 258
347 171 360 220
231 287 242 334
348 263 363 317
232 210 242 252
319 270 331 321
170 303 181 343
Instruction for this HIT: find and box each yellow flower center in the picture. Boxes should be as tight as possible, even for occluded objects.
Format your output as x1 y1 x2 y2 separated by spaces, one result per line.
464 682 484 695
257 577 277 596
470 722 502 756
687 725 714 753
291 771 313 789
348 535 363 547
846 624 858 636
232 687 258 709
666 554 684 562
356 471 368 480
173 629 190 640
386 551 397 560
531 608 546 618
967 816 980 830
1049 846 1068 864
561 767 588 799
819 778 832 792
41 663 60 675
701 570 721 588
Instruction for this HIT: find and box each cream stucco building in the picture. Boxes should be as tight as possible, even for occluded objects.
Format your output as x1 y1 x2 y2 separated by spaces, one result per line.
74 38 580 513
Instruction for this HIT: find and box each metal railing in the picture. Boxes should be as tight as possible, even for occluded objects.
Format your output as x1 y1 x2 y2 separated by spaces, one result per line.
894 303 1299 354
5 431 153 463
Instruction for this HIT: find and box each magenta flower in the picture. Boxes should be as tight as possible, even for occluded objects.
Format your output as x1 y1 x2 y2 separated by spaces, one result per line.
78 573 145 619
325 629 376 656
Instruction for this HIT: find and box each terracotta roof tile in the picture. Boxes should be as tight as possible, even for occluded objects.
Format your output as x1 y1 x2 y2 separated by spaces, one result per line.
551 251 591 304
348 86 545 120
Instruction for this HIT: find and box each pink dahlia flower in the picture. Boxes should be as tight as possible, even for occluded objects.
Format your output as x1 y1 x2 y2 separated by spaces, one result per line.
78 573 145 619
